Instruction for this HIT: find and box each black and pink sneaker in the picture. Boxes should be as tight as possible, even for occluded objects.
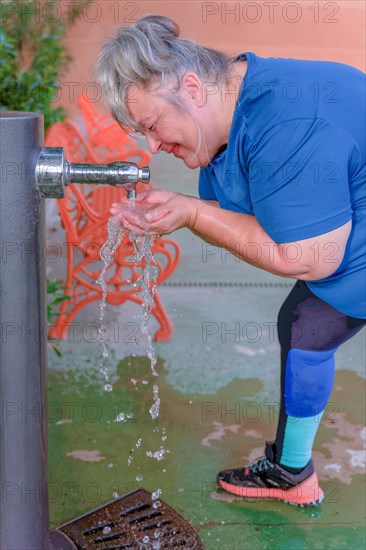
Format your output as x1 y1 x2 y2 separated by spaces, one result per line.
217 443 324 507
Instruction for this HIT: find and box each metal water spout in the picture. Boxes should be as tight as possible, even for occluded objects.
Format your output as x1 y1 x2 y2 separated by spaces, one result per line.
35 146 150 198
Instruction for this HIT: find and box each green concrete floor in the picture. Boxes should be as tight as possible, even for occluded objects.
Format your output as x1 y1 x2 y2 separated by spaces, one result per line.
47 152 366 549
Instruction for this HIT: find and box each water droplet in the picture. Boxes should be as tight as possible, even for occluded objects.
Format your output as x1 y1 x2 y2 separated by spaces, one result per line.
143 536 149 543
152 489 162 500
146 448 169 461
112 491 119 498
104 384 113 392
149 385 160 419
102 526 112 534
136 475 143 481
114 413 125 422
107 463 113 469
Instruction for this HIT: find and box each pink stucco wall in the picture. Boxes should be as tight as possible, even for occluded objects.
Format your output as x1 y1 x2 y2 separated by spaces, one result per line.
56 1 365 119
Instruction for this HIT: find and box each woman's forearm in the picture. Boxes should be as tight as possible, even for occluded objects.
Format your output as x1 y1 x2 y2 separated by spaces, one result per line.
187 198 311 278
117 192 345 280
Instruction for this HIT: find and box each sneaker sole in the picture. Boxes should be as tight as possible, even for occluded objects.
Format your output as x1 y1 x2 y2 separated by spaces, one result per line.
218 471 324 507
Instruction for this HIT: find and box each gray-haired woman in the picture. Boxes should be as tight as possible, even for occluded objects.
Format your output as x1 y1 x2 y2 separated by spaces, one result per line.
96 15 366 507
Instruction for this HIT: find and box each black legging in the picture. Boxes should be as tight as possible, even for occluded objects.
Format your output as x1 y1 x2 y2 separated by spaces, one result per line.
274 280 366 468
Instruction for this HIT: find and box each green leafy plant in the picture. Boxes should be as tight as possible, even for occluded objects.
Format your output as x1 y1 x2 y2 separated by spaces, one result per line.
1 1 89 354
0 0 90 129
47 278 69 323
47 279 70 356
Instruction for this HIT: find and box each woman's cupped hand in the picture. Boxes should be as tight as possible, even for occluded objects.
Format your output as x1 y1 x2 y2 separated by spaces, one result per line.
110 189 198 235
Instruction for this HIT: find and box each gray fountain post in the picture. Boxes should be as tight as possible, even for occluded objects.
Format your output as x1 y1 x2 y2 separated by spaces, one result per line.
0 112 150 549
0 112 49 549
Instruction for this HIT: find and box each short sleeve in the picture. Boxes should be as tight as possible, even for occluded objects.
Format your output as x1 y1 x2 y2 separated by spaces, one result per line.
198 168 217 201
248 119 353 243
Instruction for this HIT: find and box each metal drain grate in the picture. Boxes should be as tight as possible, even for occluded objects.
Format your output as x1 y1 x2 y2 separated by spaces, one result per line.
57 488 204 549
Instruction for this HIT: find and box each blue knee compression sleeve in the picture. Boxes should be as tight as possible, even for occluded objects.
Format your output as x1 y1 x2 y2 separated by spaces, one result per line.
284 348 336 417
280 347 337 468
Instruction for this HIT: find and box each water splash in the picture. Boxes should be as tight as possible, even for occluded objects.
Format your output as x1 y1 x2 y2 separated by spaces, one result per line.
105 204 162 420
152 488 162 500
152 487 162 515
146 447 169 462
149 384 160 420
114 412 126 423
129 230 159 378
98 202 169 506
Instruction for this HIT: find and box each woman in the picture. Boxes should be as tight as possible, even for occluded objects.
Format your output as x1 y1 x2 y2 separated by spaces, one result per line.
95 15 366 507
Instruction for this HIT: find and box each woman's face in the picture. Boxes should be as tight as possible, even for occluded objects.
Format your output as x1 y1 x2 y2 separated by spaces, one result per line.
126 77 223 169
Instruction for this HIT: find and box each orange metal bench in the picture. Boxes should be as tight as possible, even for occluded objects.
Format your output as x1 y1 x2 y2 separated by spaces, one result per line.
45 96 180 341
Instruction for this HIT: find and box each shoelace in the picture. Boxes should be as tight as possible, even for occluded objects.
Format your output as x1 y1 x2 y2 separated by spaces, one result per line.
249 457 273 473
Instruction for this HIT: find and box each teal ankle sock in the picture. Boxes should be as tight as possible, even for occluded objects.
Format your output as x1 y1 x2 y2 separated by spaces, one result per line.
280 415 320 469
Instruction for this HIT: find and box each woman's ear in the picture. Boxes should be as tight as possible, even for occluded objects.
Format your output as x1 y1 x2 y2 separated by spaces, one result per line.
181 72 205 107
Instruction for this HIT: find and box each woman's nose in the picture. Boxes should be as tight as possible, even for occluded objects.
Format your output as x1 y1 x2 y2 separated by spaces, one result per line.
146 134 162 154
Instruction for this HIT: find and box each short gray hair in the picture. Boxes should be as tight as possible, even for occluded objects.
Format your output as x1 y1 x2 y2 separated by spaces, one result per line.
93 15 233 133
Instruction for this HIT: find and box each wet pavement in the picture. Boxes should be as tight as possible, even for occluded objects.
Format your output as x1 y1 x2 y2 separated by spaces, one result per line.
48 152 366 549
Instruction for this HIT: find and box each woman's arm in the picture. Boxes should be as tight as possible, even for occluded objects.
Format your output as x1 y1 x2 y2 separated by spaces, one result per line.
113 191 351 280
188 197 351 279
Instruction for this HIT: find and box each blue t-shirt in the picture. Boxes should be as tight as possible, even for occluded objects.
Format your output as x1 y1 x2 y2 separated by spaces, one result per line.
199 52 366 319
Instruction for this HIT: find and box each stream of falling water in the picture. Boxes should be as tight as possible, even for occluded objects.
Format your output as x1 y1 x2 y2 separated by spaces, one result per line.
96 203 167 538
96 216 124 392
